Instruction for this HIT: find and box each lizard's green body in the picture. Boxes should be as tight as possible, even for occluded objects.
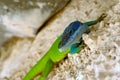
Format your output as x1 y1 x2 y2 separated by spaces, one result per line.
23 36 69 80
23 14 106 80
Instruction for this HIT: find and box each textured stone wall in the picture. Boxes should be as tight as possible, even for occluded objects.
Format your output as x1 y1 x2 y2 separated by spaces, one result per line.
0 0 120 80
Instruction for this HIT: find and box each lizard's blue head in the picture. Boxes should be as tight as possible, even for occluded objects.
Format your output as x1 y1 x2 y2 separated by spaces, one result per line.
58 21 83 51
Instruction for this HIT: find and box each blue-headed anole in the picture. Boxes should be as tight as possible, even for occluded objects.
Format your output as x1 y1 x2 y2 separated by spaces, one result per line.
23 13 106 80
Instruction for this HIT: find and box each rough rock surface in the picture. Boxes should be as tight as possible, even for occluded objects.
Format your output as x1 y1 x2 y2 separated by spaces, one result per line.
0 0 120 80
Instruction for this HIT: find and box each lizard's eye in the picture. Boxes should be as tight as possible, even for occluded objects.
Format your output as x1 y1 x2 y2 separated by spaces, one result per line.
69 30 72 34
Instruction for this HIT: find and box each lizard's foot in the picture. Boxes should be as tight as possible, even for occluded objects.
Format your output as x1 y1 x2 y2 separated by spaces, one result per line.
98 13 107 22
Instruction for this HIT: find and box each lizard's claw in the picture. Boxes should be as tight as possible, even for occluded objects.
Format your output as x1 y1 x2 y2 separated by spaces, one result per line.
98 13 107 22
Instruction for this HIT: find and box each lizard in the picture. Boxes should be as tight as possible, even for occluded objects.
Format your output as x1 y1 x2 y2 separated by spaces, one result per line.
23 13 106 80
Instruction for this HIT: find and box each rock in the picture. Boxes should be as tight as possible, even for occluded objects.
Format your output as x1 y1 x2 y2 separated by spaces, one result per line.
0 0 70 47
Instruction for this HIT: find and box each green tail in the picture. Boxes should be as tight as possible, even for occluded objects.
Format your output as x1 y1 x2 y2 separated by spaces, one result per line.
23 53 50 80
38 59 54 80
84 13 107 26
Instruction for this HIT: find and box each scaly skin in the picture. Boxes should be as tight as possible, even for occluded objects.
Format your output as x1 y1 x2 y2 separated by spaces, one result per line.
23 13 106 80
23 36 70 80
